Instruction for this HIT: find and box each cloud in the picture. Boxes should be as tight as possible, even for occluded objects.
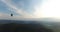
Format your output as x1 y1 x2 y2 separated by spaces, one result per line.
1 0 36 18
0 13 10 19
0 13 34 20
41 0 60 18
1 0 24 15
0 0 45 19
1 0 60 20
0 12 24 20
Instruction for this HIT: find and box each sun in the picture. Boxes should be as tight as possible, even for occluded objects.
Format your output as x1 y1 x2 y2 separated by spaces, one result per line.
33 0 60 18
40 0 60 18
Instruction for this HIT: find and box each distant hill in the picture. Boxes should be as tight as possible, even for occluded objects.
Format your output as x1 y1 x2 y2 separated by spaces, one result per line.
0 20 41 24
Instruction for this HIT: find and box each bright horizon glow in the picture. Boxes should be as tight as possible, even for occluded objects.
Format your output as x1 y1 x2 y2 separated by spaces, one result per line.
40 0 60 18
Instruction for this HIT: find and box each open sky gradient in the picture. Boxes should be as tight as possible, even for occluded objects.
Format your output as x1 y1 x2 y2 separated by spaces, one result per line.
0 0 60 20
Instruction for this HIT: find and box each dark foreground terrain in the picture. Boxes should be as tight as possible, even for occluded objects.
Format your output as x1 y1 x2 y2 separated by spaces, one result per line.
0 20 53 32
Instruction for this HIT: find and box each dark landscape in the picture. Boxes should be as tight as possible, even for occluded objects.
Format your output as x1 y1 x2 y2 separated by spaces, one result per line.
0 20 59 32
0 20 52 32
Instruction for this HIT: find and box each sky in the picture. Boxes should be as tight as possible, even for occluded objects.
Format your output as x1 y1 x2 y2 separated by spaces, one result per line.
0 0 60 20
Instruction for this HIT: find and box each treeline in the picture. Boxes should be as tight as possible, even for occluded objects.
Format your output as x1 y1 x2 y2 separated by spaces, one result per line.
0 23 53 32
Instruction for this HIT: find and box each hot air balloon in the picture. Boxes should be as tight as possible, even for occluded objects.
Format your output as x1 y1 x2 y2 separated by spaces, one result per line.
11 13 13 16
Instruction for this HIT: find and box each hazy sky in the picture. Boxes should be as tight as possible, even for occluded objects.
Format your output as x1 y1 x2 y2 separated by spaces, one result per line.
0 0 43 19
0 0 60 20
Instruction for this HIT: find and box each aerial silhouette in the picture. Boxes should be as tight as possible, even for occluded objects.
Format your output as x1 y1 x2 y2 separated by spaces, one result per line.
11 13 13 16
